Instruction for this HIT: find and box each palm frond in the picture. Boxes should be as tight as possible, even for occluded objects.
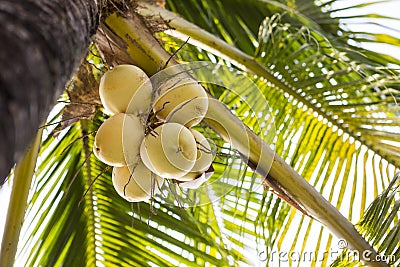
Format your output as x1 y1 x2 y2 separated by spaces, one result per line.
165 0 400 66
331 173 400 266
145 2 400 265
12 1 400 266
254 15 399 166
18 108 240 266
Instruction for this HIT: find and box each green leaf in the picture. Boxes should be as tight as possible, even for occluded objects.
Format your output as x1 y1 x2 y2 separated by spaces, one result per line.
13 1 400 266
331 173 400 266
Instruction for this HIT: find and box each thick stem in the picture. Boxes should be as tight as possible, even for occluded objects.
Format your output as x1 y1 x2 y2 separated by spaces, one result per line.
136 2 399 169
0 129 43 267
98 10 387 267
205 99 386 267
0 0 99 185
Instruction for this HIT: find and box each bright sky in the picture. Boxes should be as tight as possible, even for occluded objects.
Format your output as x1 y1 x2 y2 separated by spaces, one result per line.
331 0 400 59
0 0 400 264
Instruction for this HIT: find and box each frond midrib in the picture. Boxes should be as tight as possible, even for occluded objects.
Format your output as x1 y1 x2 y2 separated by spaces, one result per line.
139 3 398 169
80 119 98 265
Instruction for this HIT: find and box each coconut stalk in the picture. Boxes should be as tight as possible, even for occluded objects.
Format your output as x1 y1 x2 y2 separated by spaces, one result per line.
95 8 387 267
0 129 42 267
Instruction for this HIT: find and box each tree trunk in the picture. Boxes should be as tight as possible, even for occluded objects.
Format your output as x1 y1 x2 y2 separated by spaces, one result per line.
0 0 99 185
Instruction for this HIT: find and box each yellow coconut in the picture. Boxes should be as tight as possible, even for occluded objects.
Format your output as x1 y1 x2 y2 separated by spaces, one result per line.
140 122 197 178
175 129 213 182
112 162 163 202
99 64 152 115
93 113 145 166
153 76 208 127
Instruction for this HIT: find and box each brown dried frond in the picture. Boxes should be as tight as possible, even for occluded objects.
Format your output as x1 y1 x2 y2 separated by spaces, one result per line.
61 62 102 130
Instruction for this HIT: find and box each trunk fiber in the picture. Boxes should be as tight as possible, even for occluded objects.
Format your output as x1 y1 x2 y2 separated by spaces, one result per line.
0 0 99 184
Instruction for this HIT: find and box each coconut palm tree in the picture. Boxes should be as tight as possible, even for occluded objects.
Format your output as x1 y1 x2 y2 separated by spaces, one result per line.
1 0 399 266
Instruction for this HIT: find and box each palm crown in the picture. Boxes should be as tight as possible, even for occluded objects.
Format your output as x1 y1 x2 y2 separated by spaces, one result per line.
1 0 399 266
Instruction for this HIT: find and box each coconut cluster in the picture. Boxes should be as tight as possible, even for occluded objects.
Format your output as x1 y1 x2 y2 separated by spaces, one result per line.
93 64 213 203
